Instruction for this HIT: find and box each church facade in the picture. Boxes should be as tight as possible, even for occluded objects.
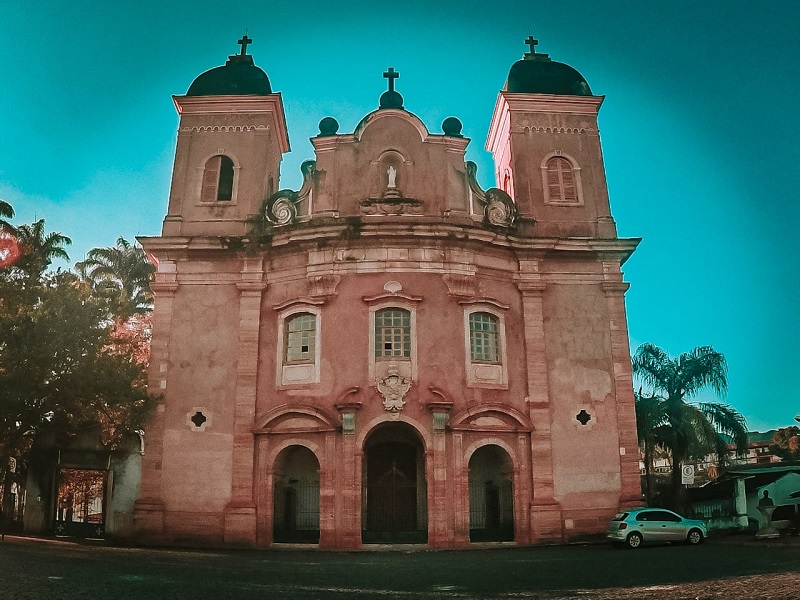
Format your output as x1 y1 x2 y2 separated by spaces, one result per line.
133 36 641 548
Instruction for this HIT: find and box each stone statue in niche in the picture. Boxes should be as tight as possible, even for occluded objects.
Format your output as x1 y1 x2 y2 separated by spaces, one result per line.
377 364 411 412
382 163 402 199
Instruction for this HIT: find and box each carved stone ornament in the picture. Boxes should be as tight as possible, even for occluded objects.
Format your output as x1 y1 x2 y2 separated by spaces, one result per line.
263 160 316 226
483 188 517 227
465 161 518 228
377 364 412 412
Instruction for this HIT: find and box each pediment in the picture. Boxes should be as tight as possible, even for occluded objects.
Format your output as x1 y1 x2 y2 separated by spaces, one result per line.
450 404 532 432
254 404 338 434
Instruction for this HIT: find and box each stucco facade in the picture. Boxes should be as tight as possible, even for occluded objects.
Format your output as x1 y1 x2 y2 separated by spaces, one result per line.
133 39 641 548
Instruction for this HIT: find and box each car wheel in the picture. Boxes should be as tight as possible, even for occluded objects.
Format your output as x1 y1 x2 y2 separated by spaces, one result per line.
626 532 643 549
687 529 703 545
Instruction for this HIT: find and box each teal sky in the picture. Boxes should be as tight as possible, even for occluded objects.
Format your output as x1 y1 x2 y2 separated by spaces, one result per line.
1 1 797 431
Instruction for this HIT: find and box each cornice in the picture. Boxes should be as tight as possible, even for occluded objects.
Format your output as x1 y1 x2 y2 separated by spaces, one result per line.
173 93 290 153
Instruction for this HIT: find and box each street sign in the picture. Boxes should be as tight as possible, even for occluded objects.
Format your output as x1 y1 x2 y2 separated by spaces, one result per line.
681 464 695 485
8 457 16 473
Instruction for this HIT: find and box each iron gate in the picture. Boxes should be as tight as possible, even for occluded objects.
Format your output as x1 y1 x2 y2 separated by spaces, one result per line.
273 480 320 543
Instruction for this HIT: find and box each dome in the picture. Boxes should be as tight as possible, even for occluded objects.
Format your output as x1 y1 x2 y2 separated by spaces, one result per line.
506 39 592 96
186 54 272 97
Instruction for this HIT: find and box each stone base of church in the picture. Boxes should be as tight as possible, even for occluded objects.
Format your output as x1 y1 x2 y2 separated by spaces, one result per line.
131 499 165 538
223 503 257 545
561 506 618 538
529 503 564 541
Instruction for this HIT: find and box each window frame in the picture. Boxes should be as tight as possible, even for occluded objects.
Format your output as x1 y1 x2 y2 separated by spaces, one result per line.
367 302 418 381
468 311 501 364
276 306 321 387
463 304 508 389
540 152 584 206
198 153 239 205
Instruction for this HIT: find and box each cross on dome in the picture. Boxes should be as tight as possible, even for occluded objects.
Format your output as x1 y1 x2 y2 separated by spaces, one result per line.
383 67 399 92
238 34 253 56
524 35 539 55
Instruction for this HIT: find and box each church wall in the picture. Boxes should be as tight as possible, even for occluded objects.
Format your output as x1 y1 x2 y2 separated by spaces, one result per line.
543 281 624 534
159 282 239 516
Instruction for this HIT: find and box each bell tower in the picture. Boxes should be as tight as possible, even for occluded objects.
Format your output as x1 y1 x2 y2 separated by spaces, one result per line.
162 36 290 237
486 37 617 239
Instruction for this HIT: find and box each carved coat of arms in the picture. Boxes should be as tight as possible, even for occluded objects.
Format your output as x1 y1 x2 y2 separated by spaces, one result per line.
377 364 411 412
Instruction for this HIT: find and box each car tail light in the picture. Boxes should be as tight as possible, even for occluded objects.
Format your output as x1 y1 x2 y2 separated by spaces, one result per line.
618 523 627 530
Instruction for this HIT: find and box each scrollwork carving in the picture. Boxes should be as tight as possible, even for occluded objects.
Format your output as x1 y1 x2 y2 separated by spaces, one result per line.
261 160 316 227
465 161 518 228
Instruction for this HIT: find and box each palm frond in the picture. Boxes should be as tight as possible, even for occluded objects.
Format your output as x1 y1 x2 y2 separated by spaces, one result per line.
678 346 728 399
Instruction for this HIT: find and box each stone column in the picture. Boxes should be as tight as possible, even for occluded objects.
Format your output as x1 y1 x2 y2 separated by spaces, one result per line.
451 432 469 546
515 433 532 544
517 274 562 541
601 280 642 508
335 402 362 549
734 478 748 530
224 259 266 544
427 402 453 547
319 432 337 548
133 280 178 537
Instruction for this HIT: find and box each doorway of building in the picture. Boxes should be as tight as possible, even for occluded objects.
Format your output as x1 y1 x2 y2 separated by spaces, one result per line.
362 423 427 543
273 446 320 543
468 445 514 542
53 468 107 538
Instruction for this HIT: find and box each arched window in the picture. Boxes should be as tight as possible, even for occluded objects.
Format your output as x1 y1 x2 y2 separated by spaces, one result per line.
201 155 235 202
374 308 411 359
545 157 577 204
469 312 500 364
285 313 317 363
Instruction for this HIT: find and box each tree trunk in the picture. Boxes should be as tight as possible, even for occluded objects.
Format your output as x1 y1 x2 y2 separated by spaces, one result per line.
670 451 686 513
643 441 654 504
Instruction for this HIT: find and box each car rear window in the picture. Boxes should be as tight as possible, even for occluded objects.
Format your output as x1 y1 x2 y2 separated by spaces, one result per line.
611 513 628 521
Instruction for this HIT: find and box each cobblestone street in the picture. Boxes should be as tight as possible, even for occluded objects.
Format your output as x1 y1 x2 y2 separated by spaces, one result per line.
1 535 799 599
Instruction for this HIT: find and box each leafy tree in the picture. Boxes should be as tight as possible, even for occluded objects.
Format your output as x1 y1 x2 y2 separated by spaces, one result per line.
12 219 71 280
76 237 154 319
0 233 157 520
770 426 800 461
632 343 748 510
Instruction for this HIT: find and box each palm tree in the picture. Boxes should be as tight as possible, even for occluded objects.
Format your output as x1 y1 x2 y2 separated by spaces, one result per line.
0 199 13 232
632 343 748 510
13 219 71 279
635 390 668 504
76 237 154 318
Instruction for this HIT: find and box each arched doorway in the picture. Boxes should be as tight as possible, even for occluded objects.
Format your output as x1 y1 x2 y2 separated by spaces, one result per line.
468 444 514 542
273 445 320 543
362 422 427 543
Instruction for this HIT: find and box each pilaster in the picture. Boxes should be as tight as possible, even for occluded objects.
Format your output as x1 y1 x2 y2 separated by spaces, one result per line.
334 402 362 549
223 259 266 544
132 281 178 536
427 402 454 547
601 279 642 507
517 270 563 541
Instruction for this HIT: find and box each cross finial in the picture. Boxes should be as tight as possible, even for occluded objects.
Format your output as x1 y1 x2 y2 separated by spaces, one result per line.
238 34 253 56
524 35 539 55
383 67 399 92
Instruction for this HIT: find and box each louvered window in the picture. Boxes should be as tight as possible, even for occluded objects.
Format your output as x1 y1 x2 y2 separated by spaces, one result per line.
546 157 578 203
201 155 234 202
469 312 500 364
375 309 411 359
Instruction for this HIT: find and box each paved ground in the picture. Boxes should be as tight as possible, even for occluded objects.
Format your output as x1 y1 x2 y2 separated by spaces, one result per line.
1 535 799 599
